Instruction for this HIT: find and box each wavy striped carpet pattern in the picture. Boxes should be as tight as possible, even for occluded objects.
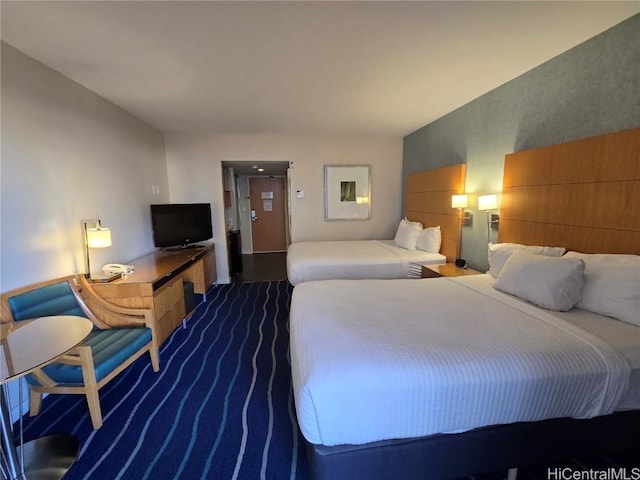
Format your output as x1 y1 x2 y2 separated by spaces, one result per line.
17 280 638 480
19 281 307 480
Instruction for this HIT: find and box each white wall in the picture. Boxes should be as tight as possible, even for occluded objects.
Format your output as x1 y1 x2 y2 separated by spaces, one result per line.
1 42 168 422
164 133 403 282
237 176 253 253
1 43 168 293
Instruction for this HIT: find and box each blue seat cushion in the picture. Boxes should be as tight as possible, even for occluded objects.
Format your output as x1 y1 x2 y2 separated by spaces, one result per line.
26 328 153 385
8 282 87 321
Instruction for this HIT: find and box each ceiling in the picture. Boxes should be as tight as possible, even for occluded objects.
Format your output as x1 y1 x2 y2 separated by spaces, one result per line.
1 1 637 141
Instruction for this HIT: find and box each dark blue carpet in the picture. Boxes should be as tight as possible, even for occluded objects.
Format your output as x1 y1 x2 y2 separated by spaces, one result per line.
19 281 306 480
16 281 638 480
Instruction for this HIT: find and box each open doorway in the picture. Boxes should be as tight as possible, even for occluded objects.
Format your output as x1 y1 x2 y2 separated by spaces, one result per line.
221 161 290 281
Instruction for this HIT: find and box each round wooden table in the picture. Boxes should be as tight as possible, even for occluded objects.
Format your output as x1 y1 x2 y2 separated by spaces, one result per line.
1 315 93 480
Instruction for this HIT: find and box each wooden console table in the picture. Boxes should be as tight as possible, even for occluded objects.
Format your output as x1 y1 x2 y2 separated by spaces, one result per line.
89 246 216 346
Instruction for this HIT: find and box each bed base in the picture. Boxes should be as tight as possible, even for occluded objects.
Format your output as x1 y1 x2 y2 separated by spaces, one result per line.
305 410 640 480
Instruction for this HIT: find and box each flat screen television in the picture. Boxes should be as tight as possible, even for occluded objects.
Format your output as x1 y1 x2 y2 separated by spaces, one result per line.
150 203 213 248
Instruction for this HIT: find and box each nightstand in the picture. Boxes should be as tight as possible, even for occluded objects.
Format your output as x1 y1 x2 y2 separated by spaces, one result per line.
421 263 482 278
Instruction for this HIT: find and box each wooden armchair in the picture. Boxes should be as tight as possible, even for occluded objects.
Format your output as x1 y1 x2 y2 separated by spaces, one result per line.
1 275 160 429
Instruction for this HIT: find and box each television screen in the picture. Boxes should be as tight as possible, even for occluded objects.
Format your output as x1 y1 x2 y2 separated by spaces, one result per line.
150 203 213 248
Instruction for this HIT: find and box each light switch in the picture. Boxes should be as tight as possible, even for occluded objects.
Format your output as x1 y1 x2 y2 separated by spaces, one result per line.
296 190 304 199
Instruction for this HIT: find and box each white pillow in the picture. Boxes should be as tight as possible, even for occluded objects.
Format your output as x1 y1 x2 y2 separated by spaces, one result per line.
564 252 640 327
416 225 441 253
402 217 422 228
393 218 422 250
488 242 566 278
494 253 585 311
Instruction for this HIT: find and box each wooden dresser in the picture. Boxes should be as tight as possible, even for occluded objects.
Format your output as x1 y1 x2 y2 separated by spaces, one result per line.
90 246 216 345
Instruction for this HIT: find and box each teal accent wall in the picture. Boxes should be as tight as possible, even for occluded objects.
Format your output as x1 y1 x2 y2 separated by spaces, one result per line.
403 14 640 271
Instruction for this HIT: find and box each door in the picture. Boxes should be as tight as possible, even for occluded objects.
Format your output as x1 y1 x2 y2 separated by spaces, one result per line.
249 177 287 252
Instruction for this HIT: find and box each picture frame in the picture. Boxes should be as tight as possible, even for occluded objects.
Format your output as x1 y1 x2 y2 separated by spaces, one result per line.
324 164 371 220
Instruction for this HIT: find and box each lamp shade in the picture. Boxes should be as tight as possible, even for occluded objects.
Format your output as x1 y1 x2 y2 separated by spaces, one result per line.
478 194 498 211
451 194 468 209
86 227 112 248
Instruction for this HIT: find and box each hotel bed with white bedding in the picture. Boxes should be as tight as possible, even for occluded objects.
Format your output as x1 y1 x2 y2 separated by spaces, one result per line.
291 274 638 448
290 246 640 479
287 163 466 286
290 129 640 479
286 239 445 286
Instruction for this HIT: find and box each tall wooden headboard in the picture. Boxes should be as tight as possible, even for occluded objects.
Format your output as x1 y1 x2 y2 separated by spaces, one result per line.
405 164 466 262
499 128 640 254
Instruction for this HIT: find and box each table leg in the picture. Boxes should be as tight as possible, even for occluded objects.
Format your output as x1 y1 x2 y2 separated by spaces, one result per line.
1 385 24 479
1 385 79 480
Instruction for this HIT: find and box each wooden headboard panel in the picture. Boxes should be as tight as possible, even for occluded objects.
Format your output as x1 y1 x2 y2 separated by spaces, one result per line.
499 128 640 254
405 164 466 262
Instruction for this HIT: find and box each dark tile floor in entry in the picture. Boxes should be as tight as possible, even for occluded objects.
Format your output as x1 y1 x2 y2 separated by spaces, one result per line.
231 252 288 283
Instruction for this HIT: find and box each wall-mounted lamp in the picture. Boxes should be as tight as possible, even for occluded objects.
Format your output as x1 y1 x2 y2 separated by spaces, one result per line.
451 195 468 209
82 216 119 282
477 194 497 211
478 194 500 242
451 194 472 226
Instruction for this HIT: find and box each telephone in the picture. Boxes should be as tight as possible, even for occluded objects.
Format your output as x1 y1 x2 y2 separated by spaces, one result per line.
102 263 135 275
454 258 469 269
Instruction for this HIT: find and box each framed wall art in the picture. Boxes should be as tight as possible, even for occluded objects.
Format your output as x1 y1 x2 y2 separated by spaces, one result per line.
324 165 371 220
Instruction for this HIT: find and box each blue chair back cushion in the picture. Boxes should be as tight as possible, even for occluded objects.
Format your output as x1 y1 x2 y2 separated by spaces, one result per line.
8 282 86 321
26 328 152 385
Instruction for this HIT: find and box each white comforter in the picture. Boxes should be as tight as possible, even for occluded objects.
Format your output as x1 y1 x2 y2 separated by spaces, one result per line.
287 240 445 285
290 275 632 446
